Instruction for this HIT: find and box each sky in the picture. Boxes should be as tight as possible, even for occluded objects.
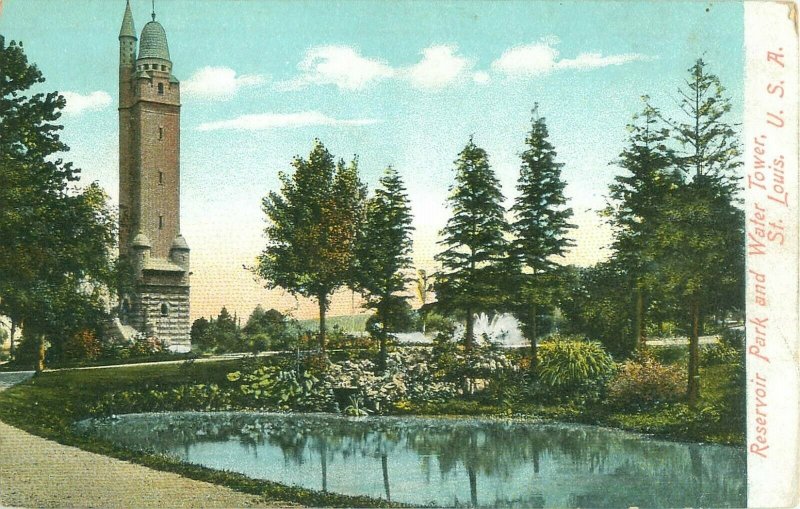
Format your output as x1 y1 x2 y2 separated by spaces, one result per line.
0 0 744 322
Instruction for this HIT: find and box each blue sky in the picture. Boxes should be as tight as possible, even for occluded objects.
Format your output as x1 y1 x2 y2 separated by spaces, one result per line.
0 1 744 320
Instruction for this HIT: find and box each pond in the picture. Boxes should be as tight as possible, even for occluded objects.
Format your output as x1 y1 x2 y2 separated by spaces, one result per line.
76 412 746 508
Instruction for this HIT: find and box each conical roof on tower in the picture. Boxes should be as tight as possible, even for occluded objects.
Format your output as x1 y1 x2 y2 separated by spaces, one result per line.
119 0 137 39
138 19 171 61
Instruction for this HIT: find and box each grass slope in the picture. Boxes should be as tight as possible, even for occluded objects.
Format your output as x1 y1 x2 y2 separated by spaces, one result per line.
297 314 371 333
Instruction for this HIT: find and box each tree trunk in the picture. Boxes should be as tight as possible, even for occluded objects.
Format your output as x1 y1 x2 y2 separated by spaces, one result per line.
530 303 538 372
318 294 327 353
379 317 388 372
687 299 701 407
35 334 46 373
9 318 16 358
634 289 645 351
465 306 474 352
320 439 328 492
468 466 478 507
381 453 391 501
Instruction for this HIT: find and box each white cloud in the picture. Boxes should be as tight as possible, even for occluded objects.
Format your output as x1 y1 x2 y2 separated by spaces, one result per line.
280 46 395 91
472 71 491 84
61 91 112 115
183 66 266 100
197 111 379 131
492 38 650 77
279 39 649 92
282 44 474 91
404 45 472 90
557 52 648 70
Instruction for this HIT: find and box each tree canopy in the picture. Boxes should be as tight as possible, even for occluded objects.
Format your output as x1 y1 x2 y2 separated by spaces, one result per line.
434 138 514 350
355 166 414 369
0 37 117 370
510 107 575 367
256 140 366 352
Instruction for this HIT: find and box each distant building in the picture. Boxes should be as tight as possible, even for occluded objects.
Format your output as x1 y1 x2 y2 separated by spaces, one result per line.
114 0 190 352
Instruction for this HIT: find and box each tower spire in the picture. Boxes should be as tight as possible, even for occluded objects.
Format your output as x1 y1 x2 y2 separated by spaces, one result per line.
119 0 136 39
151 0 156 21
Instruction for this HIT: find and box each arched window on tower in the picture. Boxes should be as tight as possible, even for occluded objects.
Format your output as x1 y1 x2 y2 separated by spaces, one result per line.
158 82 164 95
160 302 170 316
158 127 164 140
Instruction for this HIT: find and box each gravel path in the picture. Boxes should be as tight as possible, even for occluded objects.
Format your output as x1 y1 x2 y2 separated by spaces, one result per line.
0 372 295 509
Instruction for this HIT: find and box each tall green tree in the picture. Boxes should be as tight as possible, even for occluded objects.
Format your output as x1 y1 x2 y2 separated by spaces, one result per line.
604 100 678 353
510 107 575 369
355 167 414 370
0 37 117 370
656 59 744 406
434 138 514 351
256 140 366 352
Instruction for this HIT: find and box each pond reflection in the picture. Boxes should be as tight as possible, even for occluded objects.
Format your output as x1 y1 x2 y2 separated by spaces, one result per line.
76 412 746 508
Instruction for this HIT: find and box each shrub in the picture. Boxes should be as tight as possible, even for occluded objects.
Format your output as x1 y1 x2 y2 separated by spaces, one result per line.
607 354 684 411
62 330 102 361
719 328 745 351
536 338 616 402
11 334 40 367
88 383 234 416
128 334 165 357
249 333 271 353
228 365 334 412
700 343 742 367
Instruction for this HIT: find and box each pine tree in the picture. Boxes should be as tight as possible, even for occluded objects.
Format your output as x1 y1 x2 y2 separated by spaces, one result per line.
655 59 744 406
604 100 678 354
510 107 575 368
355 167 414 370
256 140 365 352
434 138 513 351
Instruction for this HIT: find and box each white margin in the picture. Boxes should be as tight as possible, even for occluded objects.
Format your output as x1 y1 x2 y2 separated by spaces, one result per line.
744 1 800 507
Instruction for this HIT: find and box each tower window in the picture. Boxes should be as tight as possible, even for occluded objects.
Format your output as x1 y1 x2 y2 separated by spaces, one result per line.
159 215 164 229
158 82 164 95
158 171 164 185
158 127 164 140
160 303 170 316
161 65 166 71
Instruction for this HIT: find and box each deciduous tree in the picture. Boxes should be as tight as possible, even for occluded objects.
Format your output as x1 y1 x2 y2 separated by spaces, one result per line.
256 140 366 352
0 37 117 370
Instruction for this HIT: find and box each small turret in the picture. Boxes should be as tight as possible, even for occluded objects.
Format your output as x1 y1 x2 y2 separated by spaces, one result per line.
131 231 152 277
169 234 190 272
119 0 137 68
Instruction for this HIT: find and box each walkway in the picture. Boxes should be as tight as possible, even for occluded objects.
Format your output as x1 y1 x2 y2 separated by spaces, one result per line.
0 372 294 509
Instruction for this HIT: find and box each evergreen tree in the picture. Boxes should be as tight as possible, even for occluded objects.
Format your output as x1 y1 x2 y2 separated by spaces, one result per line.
656 59 744 406
355 167 414 370
434 138 513 351
256 140 366 352
510 107 575 368
0 37 117 370
604 100 678 353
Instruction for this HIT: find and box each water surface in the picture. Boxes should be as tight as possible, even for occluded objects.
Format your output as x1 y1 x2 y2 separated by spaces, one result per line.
76 412 746 508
